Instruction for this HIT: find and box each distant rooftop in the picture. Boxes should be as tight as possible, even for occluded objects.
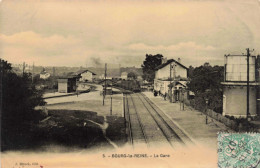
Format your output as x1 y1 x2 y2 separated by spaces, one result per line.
74 69 96 75
155 59 188 70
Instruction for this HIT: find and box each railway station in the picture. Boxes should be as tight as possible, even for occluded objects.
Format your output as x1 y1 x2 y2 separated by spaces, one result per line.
2 1 260 167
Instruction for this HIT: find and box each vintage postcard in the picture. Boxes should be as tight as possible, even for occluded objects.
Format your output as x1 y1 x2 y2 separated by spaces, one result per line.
1 0 260 167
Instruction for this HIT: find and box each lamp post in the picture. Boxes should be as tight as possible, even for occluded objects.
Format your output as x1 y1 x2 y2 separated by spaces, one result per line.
205 88 210 124
170 62 177 103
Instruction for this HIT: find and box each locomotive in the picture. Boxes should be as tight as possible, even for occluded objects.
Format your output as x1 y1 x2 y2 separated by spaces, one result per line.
116 79 141 92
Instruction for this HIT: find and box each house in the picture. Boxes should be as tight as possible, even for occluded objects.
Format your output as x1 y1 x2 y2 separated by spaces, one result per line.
121 72 128 80
154 58 188 102
57 76 77 93
221 55 260 118
40 70 51 79
74 69 96 82
154 58 188 80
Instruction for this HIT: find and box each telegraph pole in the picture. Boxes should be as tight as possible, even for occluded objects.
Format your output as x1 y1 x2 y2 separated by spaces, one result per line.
172 62 176 102
110 81 113 115
105 63 107 96
246 48 254 119
246 48 250 119
170 63 172 102
103 63 107 106
173 62 176 79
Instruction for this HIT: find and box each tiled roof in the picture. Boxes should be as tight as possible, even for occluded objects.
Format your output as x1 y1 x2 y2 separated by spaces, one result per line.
155 59 188 70
75 69 96 75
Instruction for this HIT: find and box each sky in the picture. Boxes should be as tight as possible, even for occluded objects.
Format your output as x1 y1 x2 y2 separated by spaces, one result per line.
1 0 260 68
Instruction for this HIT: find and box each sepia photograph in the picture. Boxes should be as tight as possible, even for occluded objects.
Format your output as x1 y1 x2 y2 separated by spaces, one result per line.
0 0 260 167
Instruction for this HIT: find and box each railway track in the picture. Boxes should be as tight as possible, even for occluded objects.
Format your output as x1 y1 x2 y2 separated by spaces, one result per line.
124 92 193 148
136 93 184 147
138 93 193 144
124 94 148 147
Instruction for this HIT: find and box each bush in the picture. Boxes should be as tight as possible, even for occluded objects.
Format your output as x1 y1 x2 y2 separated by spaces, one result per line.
224 115 258 132
1 59 46 151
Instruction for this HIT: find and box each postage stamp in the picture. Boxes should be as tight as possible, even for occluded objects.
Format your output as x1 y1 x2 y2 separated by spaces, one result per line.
218 133 260 168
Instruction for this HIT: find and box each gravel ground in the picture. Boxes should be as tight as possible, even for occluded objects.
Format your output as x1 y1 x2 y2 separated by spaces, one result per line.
143 91 233 150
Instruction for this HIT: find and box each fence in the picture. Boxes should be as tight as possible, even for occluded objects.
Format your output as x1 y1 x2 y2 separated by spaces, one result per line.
186 98 260 131
205 109 238 131
183 98 239 131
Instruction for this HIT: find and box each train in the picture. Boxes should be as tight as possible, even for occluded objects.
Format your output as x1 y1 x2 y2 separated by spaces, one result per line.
115 79 141 92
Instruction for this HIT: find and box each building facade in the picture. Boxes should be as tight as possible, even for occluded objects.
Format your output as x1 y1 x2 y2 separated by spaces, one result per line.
154 58 188 102
40 71 50 79
75 69 96 82
154 61 187 80
58 77 77 93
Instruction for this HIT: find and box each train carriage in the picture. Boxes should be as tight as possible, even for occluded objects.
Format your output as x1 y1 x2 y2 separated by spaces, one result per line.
120 80 141 92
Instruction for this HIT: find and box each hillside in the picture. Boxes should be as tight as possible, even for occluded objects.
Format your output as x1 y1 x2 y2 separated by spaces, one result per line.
12 64 142 78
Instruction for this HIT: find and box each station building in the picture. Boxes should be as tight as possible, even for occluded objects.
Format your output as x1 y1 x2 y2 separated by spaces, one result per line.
154 58 189 102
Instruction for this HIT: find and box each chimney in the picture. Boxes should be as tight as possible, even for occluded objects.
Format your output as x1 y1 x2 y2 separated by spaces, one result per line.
178 58 181 63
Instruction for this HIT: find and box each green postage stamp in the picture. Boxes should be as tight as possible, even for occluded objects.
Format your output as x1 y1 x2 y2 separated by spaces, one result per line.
218 133 260 168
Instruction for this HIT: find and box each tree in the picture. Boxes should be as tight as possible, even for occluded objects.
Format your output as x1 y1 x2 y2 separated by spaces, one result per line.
188 65 194 78
141 54 163 82
187 63 224 113
1 59 45 150
127 72 137 80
